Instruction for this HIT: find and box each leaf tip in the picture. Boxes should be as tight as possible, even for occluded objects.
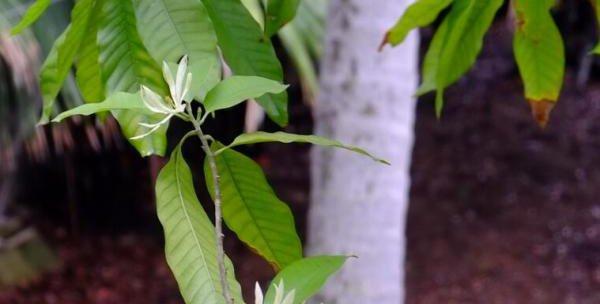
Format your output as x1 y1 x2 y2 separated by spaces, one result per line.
528 99 554 128
37 116 50 125
378 32 391 52
434 91 444 119
275 117 289 128
379 159 391 166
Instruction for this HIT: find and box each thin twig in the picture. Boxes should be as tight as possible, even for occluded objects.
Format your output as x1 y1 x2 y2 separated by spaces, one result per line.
186 103 233 304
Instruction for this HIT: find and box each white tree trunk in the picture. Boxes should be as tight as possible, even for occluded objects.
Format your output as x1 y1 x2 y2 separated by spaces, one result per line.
307 1 418 303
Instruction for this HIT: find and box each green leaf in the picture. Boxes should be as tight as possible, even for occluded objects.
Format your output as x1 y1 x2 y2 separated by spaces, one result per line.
157 142 244 304
513 0 564 127
134 0 221 100
383 0 453 46
592 0 600 54
205 142 303 270
200 0 288 126
38 30 66 124
98 0 168 156
203 76 288 114
52 92 147 122
264 0 300 37
11 0 52 35
416 0 502 115
76 0 105 103
264 256 348 304
98 0 166 94
37 0 97 123
217 131 389 165
513 0 563 101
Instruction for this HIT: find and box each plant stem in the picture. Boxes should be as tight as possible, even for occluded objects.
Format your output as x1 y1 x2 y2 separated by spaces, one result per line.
186 104 233 304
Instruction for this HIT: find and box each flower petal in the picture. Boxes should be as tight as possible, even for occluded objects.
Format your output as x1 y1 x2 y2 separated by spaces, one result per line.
163 61 177 101
175 55 189 102
273 281 285 304
182 72 193 103
281 290 295 304
141 86 171 114
254 282 264 304
139 113 173 129
130 124 161 140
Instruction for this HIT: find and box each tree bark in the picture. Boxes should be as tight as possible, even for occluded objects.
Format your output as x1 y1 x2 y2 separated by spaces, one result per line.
307 1 418 303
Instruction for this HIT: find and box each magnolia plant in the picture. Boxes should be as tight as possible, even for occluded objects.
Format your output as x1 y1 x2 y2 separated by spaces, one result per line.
53 54 385 304
12 0 385 302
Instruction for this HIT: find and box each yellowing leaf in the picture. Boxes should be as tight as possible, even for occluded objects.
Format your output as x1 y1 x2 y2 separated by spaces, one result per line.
513 0 564 126
528 99 554 128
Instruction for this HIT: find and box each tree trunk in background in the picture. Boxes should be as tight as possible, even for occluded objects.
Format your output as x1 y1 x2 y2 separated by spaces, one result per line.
307 0 418 303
